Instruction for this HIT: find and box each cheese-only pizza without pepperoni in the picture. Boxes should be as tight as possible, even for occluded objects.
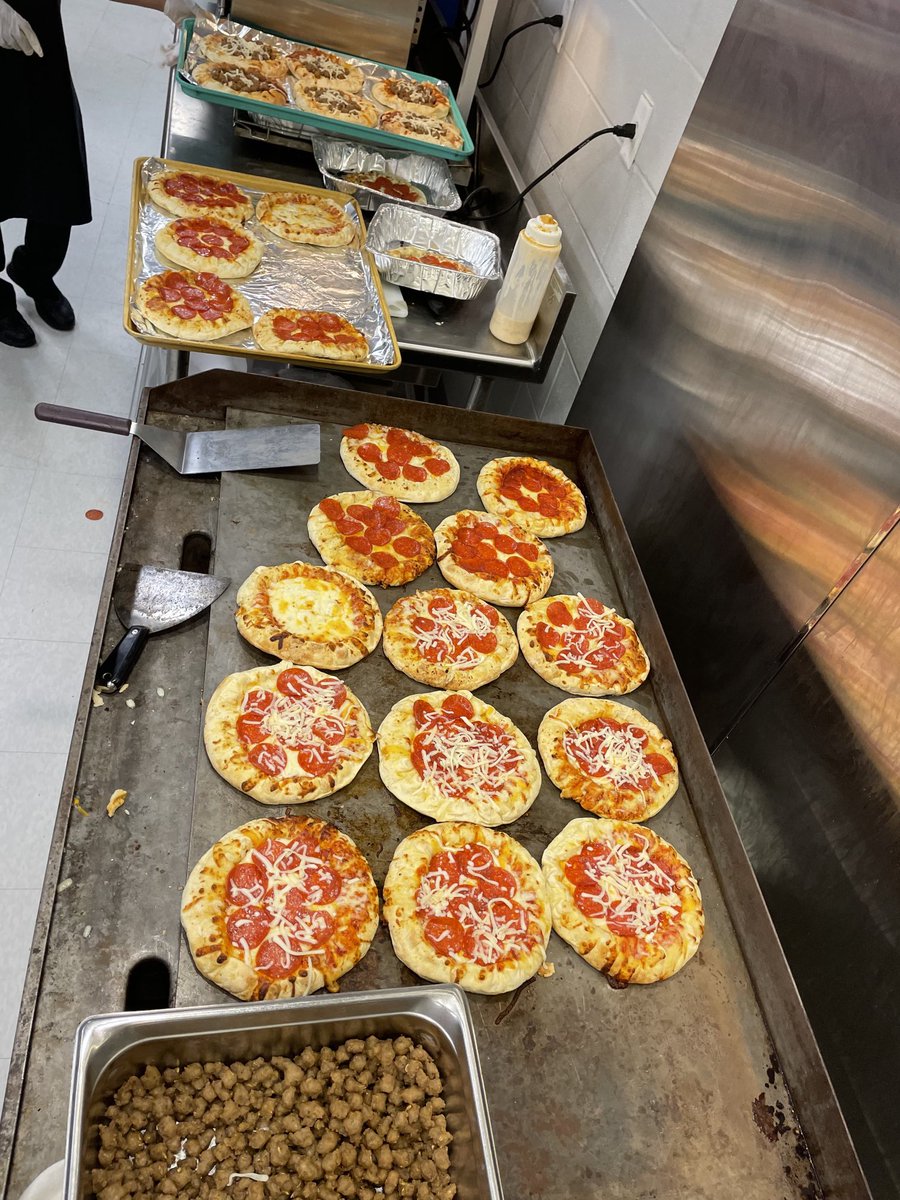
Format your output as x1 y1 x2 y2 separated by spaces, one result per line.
517 594 650 696
148 170 254 222
155 216 262 278
308 491 435 587
434 509 553 607
135 270 253 342
181 814 379 1001
235 561 382 668
542 818 704 985
383 822 552 994
194 61 289 105
539 698 679 822
377 691 541 825
477 456 587 538
286 46 364 92
254 309 368 362
204 663 374 804
340 423 459 502
255 191 355 247
383 588 517 691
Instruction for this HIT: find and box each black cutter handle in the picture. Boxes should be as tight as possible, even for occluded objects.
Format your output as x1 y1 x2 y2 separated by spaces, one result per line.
95 627 150 693
35 403 131 436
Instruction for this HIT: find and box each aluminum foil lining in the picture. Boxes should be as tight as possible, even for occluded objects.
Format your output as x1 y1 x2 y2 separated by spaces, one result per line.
312 135 461 217
182 17 466 152
365 204 502 300
130 158 397 366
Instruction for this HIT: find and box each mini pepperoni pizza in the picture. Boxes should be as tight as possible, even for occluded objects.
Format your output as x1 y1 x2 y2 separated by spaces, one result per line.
477 456 586 538
517 594 650 696
542 818 704 985
308 491 435 587
135 270 253 342
254 309 368 363
539 698 679 822
155 217 262 278
340 423 459 502
148 170 254 222
235 561 382 668
377 690 541 826
388 247 473 273
383 588 517 691
181 814 379 1001
383 822 551 995
343 172 427 205
204 663 374 804
434 510 553 608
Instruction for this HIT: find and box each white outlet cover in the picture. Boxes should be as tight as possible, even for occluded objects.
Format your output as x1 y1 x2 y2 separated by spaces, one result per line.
621 92 654 168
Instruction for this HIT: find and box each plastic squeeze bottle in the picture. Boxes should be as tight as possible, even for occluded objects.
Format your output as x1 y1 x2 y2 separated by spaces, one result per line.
489 214 562 345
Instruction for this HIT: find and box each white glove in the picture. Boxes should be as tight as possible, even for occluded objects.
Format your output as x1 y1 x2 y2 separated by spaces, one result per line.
0 0 42 55
163 0 208 26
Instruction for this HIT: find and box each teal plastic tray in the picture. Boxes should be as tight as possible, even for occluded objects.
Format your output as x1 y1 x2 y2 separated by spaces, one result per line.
177 21 474 163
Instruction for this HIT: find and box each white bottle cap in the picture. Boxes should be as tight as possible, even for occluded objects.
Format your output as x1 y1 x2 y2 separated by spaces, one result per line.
524 213 561 247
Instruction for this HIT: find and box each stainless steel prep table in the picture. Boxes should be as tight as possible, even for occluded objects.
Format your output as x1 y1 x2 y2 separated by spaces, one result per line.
0 370 868 1200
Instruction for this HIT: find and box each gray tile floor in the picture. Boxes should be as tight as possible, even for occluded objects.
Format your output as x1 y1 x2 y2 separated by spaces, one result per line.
0 0 170 1110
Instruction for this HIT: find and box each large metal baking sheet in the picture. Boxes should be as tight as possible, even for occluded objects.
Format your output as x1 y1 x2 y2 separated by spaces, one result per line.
1 371 857 1200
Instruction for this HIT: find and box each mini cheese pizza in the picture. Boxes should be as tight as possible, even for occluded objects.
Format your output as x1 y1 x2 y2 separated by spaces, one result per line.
255 191 355 246
434 510 553 608
371 78 450 119
181 814 379 1001
286 46 364 93
235 561 382 668
542 818 704 985
388 247 473 273
340 422 459 502
378 110 464 150
538 698 678 822
383 588 517 691
194 62 289 105
308 491 435 587
383 822 551 994
343 172 427 205
477 456 587 538
377 691 541 826
517 594 650 695
135 270 252 342
292 83 378 127
148 170 253 222
199 33 288 78
155 217 262 278
204 663 374 804
254 308 368 362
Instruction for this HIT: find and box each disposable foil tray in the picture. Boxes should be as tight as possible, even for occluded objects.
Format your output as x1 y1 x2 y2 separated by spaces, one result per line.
312 135 461 216
365 204 502 299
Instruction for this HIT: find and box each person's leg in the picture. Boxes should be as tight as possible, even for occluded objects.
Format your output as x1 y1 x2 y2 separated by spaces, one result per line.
8 221 75 331
0 223 38 348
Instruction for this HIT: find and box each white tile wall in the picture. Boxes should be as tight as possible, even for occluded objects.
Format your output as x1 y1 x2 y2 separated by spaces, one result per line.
478 0 736 421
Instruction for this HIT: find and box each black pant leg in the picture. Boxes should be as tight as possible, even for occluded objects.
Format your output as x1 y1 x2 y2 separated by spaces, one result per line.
13 221 72 290
0 224 17 316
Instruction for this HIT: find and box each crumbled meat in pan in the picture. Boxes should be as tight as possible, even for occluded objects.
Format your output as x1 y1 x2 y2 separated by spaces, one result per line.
90 1037 456 1200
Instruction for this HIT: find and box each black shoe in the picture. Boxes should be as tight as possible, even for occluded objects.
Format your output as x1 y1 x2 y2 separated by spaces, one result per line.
7 260 76 331
0 309 37 348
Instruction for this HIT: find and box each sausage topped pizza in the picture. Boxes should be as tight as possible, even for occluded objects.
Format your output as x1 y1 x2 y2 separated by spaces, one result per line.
292 83 378 127
286 45 364 92
199 33 288 78
308 491 435 587
477 456 587 538
194 62 289 105
371 78 450 118
434 510 553 607
378 111 464 150
340 422 459 502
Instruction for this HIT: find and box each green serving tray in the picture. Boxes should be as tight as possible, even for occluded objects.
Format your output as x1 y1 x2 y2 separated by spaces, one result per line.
177 20 474 163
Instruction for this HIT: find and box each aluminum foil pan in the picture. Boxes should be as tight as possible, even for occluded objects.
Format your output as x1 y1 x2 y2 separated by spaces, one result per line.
365 204 502 300
129 157 398 368
312 135 461 217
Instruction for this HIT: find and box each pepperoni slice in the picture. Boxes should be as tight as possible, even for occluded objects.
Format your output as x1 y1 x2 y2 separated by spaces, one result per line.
319 497 344 521
226 905 270 950
312 715 346 745
393 536 422 558
247 741 287 776
517 495 541 512
347 504 377 524
477 602 500 627
413 698 436 726
499 484 522 502
442 693 474 720
376 460 401 479
467 632 498 654
424 458 450 476
506 556 532 577
366 524 392 546
382 515 406 535
388 443 414 465
646 753 675 778
226 862 268 906
424 914 467 958
516 542 539 562
294 865 341 905
255 938 304 980
347 535 373 554
296 745 338 776
171 305 196 319
412 615 437 635
493 534 517 555
547 601 573 627
535 621 560 649
243 688 275 716
357 443 382 463
402 463 428 482
343 424 370 439
538 495 561 517
374 496 401 513
476 555 504 577
370 551 396 571
428 594 456 615
455 528 481 547
277 667 314 698
474 521 497 539
335 517 364 535
236 713 268 745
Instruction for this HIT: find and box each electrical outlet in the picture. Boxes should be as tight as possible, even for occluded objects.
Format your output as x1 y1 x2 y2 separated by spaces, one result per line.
555 0 575 52
620 92 653 168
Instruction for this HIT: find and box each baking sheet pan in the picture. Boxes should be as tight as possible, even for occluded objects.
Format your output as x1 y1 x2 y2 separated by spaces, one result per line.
124 156 401 373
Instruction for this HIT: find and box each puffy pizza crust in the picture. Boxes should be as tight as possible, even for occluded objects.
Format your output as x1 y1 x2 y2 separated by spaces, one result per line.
542 818 704 985
339 423 460 502
204 663 374 804
383 588 517 690
235 561 382 667
199 33 288 77
517 595 650 696
147 172 254 223
371 79 450 118
538 697 679 822
477 456 587 538
434 510 554 607
194 62 289 105
292 82 378 127
308 491 436 587
383 822 551 995
378 110 464 150
286 48 364 93
136 273 253 342
253 309 368 362
181 814 379 1001
255 191 355 247
376 690 541 825
155 218 263 279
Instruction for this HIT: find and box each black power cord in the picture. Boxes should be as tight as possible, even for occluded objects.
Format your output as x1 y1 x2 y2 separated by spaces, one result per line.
463 123 637 221
480 14 564 87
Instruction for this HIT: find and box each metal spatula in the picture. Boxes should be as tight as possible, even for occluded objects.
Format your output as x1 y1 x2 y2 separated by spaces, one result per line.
35 404 320 474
